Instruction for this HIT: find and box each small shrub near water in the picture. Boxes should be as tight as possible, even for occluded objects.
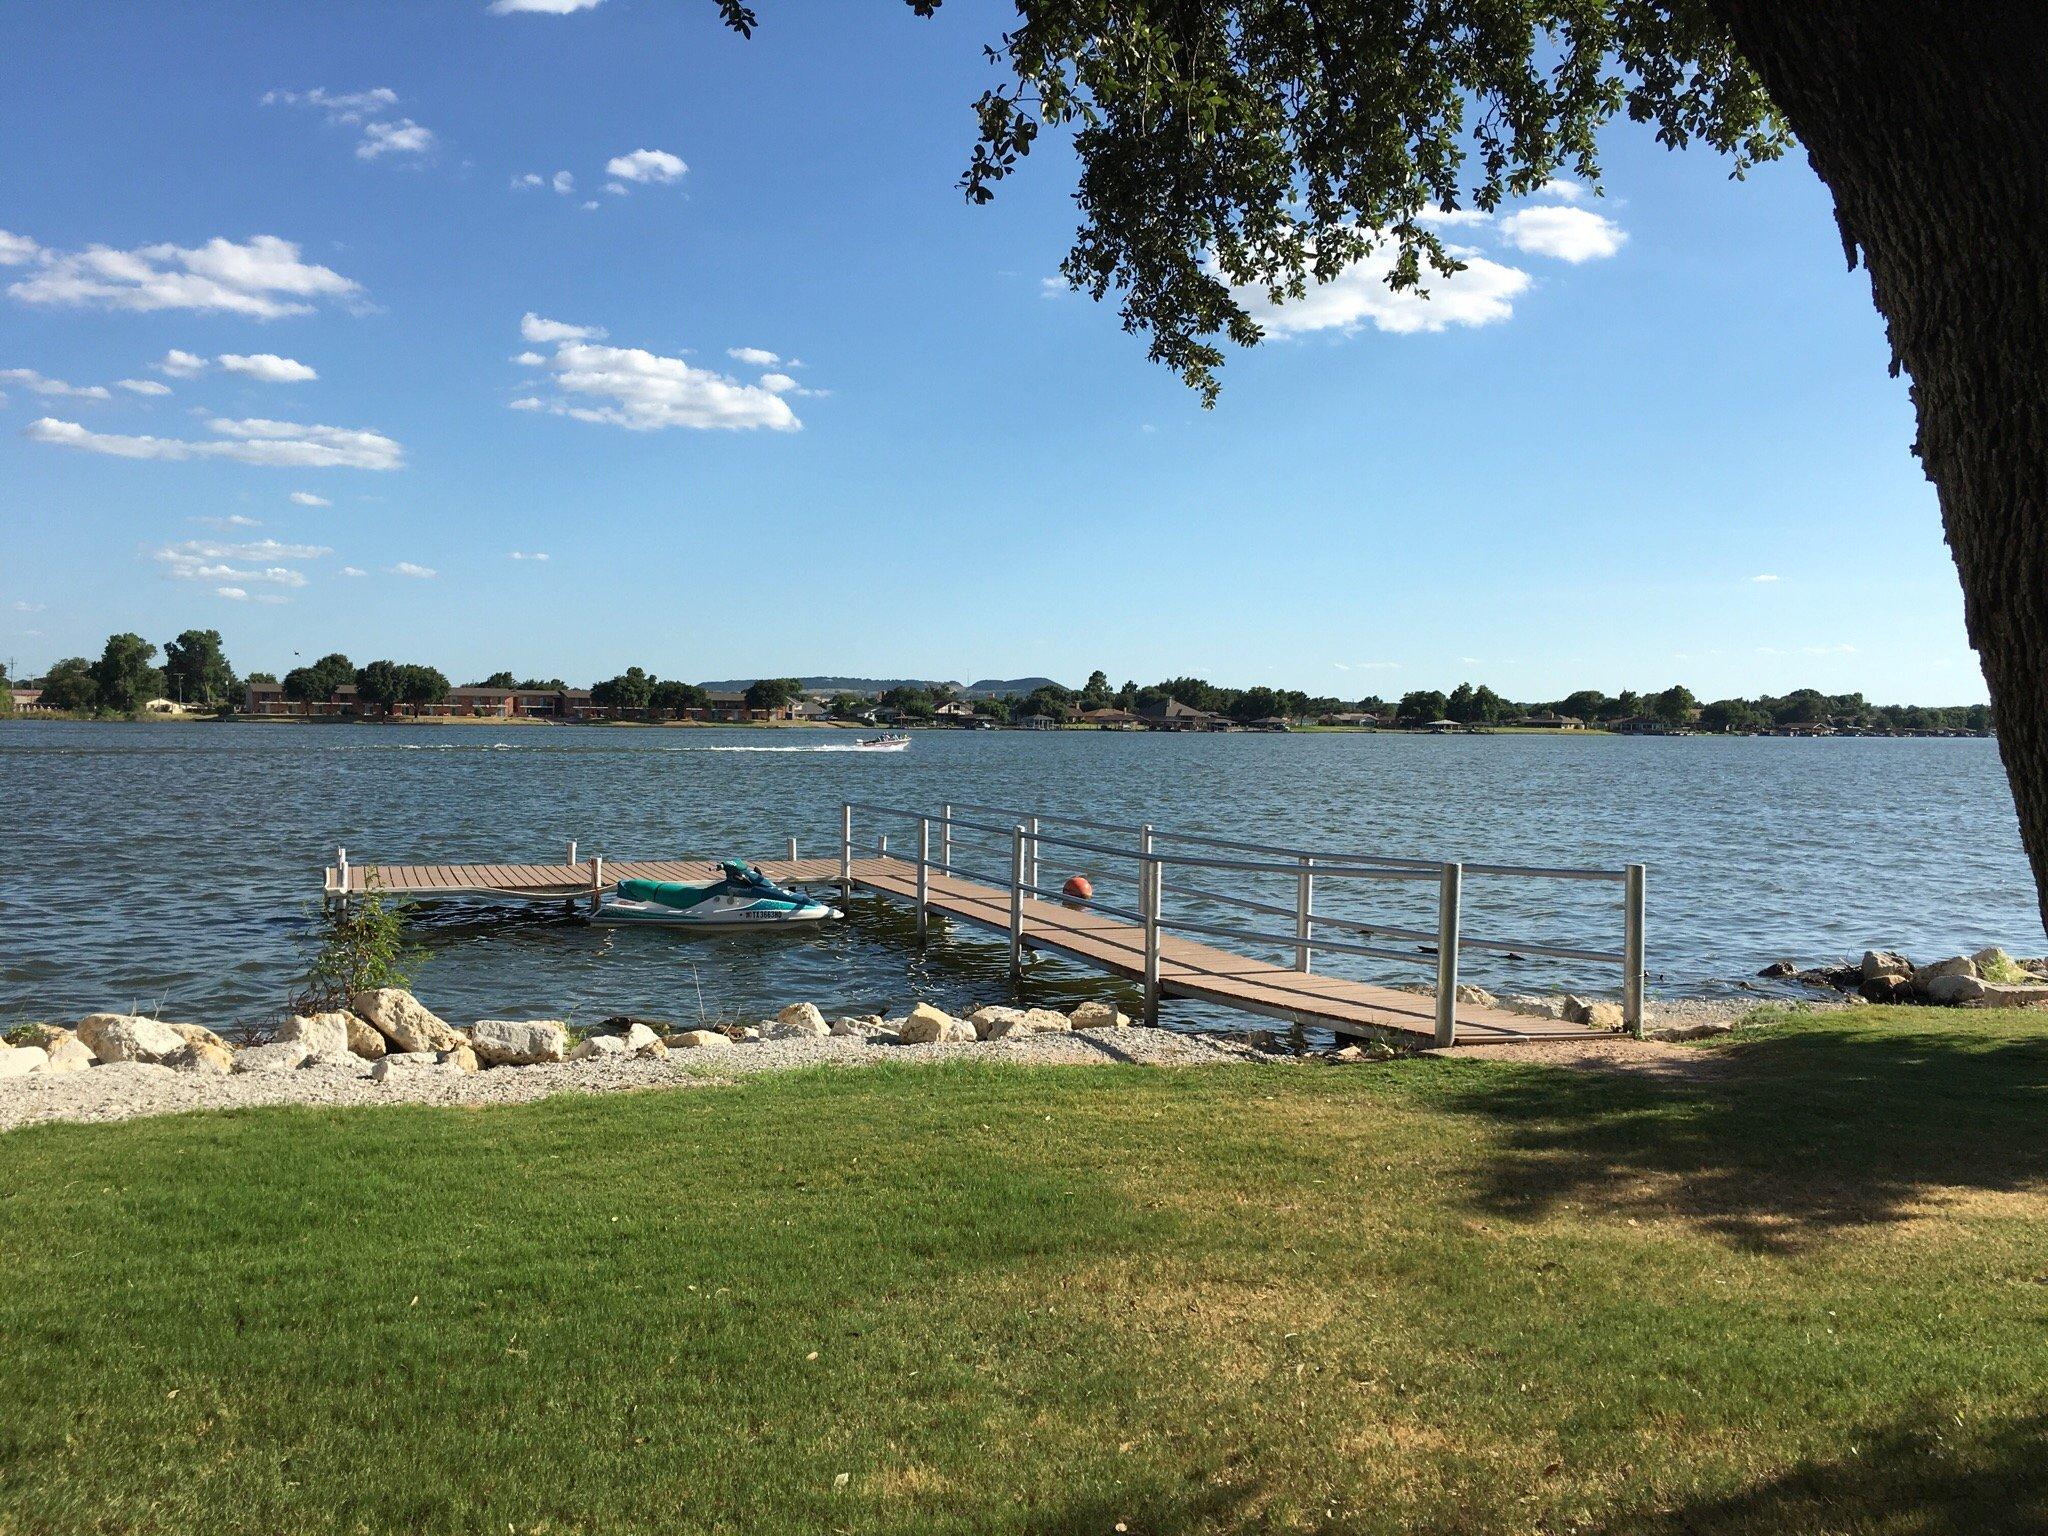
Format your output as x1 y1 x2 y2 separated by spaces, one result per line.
293 878 425 1016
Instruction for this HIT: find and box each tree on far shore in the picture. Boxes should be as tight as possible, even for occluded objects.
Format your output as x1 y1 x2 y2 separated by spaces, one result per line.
717 2 2048 926
744 677 804 713
163 629 237 709
38 657 97 713
285 653 355 705
90 634 163 715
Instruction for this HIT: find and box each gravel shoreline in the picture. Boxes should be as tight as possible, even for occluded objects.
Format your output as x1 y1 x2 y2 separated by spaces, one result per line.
0 1027 1282 1132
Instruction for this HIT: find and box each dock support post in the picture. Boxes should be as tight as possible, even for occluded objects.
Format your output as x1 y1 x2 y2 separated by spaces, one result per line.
1434 862 1462 1048
589 855 603 916
1025 816 1039 894
840 804 852 892
1009 825 1026 979
916 817 930 942
1294 856 1314 973
334 847 349 915
1623 863 1647 1038
1140 825 1160 1025
941 804 953 874
787 836 798 865
567 839 577 866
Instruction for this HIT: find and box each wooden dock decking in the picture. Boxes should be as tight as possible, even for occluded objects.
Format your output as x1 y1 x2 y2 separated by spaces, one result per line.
334 854 1606 1046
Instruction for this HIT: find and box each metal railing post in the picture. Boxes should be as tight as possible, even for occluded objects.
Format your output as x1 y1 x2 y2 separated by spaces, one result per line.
916 816 930 942
1294 855 1314 972
1140 824 1161 1024
840 803 852 891
1433 861 1462 1047
786 835 798 864
1025 815 1039 893
1624 863 1647 1038
590 854 604 916
941 803 953 873
1009 824 1026 978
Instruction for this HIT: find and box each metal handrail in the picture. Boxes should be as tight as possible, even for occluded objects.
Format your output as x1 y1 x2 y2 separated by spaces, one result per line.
837 800 1649 1037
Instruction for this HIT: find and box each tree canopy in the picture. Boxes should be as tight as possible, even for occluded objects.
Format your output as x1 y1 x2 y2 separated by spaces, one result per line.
90 634 163 714
163 629 237 709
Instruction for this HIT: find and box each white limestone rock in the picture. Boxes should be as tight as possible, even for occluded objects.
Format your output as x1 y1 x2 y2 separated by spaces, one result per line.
370 1051 450 1081
345 1012 388 1060
1068 1001 1130 1031
350 989 467 1054
776 1002 828 1033
75 1013 187 1065
280 1012 356 1061
469 1020 569 1066
44 1037 95 1074
0 1044 48 1078
234 1041 313 1074
666 1029 734 1050
439 1045 480 1073
569 1034 632 1062
166 1040 235 1075
898 1003 973 1044
1923 972 1988 1005
969 1006 1071 1041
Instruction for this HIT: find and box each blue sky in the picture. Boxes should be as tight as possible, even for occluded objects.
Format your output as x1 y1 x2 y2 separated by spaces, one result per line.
0 0 1980 702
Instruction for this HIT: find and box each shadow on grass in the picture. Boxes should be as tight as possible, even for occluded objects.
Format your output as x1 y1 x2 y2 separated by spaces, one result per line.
1595 1410 2048 1535
1442 1014 2048 1250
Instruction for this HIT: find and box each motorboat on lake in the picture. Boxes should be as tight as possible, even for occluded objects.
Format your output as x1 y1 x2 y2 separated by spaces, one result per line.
852 733 911 751
590 860 840 927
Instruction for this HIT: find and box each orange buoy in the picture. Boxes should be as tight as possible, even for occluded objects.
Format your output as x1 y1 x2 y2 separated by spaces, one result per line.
1062 874 1094 904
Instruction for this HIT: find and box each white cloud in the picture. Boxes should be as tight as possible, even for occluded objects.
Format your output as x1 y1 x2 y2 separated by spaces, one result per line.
219 352 318 383
118 378 172 396
1237 243 1531 336
1333 661 1400 672
727 347 779 367
290 490 333 506
515 173 545 189
490 0 605 11
341 566 366 577
604 182 628 197
1497 204 1626 263
581 200 599 211
0 368 111 400
512 350 547 367
1539 177 1588 203
9 235 361 319
194 514 263 530
552 171 574 195
26 416 403 469
213 587 288 604
357 119 434 159
604 149 685 185
387 561 436 578
507 550 550 561
1803 643 1857 656
175 536 332 561
155 547 314 589
1749 573 1782 583
1416 205 1494 228
514 328 802 432
264 87 433 161
14 601 46 612
156 349 209 378
0 230 41 265
758 372 798 394
521 312 604 344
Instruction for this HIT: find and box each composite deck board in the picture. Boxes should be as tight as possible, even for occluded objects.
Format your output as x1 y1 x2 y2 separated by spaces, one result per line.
340 854 1602 1044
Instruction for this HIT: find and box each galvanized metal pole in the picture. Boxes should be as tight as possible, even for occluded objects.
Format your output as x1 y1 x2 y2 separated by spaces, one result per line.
1294 855 1315 973
567 839 577 866
1009 824 1026 978
590 854 604 916
1144 854 1163 1025
840 803 852 892
1026 815 1040 893
941 803 953 873
1624 863 1647 1038
787 835 798 864
1433 862 1462 1047
916 817 930 942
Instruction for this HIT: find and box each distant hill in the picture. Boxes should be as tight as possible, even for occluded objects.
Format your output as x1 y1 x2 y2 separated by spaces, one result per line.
961 677 1065 698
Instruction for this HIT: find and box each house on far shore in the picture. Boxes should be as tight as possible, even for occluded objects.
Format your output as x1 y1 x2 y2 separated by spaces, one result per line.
933 700 978 723
9 688 53 714
1079 707 1142 729
1014 713 1058 730
1521 712 1583 730
789 697 829 722
1137 698 1223 731
1319 710 1379 727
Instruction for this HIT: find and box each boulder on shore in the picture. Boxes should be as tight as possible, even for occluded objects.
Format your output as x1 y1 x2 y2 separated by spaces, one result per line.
0 1044 48 1078
280 1012 355 1061
775 1002 829 1035
899 1003 973 1044
1860 974 1912 1004
440 1045 480 1073
1922 972 1988 1006
166 1040 235 1075
666 1029 734 1050
1756 960 1797 979
234 1041 313 1074
1980 981 2048 1008
44 1037 95 1073
1912 956 1978 990
969 1005 1071 1041
1862 950 1913 983
172 1023 234 1055
1970 947 2030 985
76 1013 188 1066
1069 1000 1130 1031
345 1013 387 1060
569 1034 633 1062
1561 996 1626 1030
370 1051 451 1081
9 1023 73 1052
350 989 467 1054
469 1020 569 1066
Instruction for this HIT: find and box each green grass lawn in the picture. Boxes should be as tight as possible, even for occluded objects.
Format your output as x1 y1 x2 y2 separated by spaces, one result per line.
4 1006 2047 1534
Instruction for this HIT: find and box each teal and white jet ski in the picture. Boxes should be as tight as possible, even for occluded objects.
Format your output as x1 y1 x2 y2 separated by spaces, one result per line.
591 860 841 928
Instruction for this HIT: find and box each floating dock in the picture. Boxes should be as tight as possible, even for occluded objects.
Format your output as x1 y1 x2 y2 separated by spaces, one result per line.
328 801 1642 1048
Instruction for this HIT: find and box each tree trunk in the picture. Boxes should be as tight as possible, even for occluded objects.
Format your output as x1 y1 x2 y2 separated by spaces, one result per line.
1705 1 2048 931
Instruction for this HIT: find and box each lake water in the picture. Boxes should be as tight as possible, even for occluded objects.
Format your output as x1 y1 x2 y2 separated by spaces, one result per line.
2 721 2039 1035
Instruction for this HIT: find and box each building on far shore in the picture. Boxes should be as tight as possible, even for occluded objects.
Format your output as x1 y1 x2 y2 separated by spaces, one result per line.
1520 712 1583 730
1014 713 1059 730
1079 707 1143 729
1137 698 1225 731
1319 710 1379 727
